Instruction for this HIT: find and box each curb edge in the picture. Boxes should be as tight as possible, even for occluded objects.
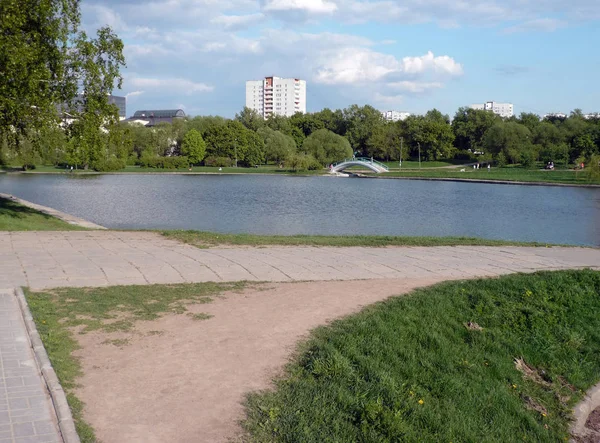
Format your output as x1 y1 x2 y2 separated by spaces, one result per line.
14 287 81 443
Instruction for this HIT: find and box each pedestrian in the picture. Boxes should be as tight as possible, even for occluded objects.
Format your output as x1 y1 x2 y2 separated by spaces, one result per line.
70 166 73 173
487 164 490 172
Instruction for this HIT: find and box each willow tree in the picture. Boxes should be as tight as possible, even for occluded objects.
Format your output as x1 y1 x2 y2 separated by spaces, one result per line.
0 0 125 167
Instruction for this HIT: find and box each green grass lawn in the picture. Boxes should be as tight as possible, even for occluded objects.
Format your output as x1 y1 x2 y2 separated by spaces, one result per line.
163 231 558 248
376 167 599 185
0 196 85 231
25 281 248 442
243 270 600 442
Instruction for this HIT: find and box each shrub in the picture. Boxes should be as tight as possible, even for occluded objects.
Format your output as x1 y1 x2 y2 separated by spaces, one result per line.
204 156 232 167
93 157 126 172
137 156 189 169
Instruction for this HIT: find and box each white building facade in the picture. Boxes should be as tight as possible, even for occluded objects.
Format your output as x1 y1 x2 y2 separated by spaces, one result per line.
470 101 514 118
381 110 411 122
246 76 306 119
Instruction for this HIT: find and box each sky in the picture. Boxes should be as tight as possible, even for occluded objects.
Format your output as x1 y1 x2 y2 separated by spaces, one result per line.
81 0 600 118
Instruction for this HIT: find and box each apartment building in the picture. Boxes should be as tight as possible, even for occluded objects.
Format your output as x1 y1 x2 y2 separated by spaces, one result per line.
381 110 411 122
246 76 306 119
470 101 514 118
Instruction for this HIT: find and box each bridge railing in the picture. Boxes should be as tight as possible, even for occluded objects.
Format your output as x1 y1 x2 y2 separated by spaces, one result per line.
332 157 389 171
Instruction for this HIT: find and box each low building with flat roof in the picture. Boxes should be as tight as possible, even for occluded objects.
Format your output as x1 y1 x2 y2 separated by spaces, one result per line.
124 109 186 126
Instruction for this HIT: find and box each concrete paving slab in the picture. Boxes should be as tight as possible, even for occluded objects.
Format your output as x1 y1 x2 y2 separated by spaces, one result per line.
0 290 62 443
0 232 598 290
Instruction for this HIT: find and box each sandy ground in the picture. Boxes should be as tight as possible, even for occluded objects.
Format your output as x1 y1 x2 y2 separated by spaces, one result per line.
73 277 450 443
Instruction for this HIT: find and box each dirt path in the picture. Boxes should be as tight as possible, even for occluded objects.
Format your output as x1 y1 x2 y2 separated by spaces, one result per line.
73 277 449 443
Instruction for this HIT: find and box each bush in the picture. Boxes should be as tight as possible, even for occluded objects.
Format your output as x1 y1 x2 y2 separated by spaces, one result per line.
93 157 126 172
137 156 189 169
204 156 233 167
520 149 537 168
495 151 507 167
285 153 321 172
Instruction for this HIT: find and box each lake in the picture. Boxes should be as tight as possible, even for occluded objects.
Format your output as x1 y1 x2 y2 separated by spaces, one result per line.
1 173 599 246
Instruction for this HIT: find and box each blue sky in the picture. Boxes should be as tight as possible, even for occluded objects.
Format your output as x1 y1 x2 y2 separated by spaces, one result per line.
81 0 600 118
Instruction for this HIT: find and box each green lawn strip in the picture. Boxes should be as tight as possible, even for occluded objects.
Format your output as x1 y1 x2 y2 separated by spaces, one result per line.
24 281 247 442
0 196 86 231
376 168 599 185
162 230 558 248
243 270 600 442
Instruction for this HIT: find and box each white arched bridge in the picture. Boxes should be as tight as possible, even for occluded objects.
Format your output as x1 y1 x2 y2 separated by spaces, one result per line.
330 157 389 174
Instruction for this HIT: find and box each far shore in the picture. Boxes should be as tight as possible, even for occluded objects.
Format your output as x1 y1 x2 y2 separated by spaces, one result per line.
3 167 600 189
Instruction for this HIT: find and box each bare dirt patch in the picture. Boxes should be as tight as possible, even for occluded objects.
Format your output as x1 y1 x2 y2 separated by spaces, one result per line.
73 277 447 443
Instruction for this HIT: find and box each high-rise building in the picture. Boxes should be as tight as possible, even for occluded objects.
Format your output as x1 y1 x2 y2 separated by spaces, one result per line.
381 110 411 122
246 76 306 119
470 101 514 118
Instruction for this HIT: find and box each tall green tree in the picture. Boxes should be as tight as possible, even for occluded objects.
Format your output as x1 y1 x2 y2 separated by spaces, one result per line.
302 129 352 165
483 122 532 163
257 127 296 163
235 107 264 132
343 105 384 155
181 129 206 165
452 107 502 152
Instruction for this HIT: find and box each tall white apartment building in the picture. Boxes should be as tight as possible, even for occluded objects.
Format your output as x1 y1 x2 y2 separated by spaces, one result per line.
381 110 411 122
470 101 514 118
246 76 306 119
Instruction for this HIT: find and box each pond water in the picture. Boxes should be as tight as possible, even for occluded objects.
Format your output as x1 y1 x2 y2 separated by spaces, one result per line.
1 173 599 246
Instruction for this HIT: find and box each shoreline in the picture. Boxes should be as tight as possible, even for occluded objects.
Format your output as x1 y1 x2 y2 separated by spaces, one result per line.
3 169 600 188
0 193 106 229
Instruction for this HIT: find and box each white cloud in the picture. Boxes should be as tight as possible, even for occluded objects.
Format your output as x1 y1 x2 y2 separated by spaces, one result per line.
503 18 566 34
211 13 265 29
313 48 462 85
314 48 399 84
263 0 337 14
389 81 443 93
127 77 214 94
125 90 145 99
373 92 404 106
400 51 463 76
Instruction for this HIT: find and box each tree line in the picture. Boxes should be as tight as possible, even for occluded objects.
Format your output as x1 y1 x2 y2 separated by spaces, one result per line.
5 104 599 172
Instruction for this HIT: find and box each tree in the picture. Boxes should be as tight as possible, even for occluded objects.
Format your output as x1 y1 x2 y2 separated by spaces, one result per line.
452 107 502 152
482 122 532 164
302 129 352 165
257 127 296 163
181 129 206 165
0 0 125 167
0 0 79 147
367 122 405 161
235 107 264 132
240 131 265 167
343 105 384 155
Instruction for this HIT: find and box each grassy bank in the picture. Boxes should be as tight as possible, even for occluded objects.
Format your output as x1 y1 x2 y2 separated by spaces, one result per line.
25 281 248 441
5 163 599 185
375 167 600 185
0 196 85 231
244 270 600 442
163 230 557 248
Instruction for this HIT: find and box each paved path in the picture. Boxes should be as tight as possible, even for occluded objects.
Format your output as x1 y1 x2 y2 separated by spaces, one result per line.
0 290 62 443
0 231 599 290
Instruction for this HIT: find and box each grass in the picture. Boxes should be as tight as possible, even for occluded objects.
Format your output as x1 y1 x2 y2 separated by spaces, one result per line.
243 270 600 442
163 230 559 248
25 281 247 441
376 167 600 185
0 196 85 231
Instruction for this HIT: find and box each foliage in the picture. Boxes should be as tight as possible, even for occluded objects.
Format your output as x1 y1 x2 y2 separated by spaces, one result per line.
483 122 533 164
0 0 125 170
243 270 600 442
257 127 296 163
204 156 233 167
302 129 352 165
180 129 206 165
138 155 189 169
285 153 321 172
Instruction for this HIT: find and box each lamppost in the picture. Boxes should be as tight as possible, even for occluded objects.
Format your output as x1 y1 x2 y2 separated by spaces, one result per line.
234 138 238 168
399 137 403 169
